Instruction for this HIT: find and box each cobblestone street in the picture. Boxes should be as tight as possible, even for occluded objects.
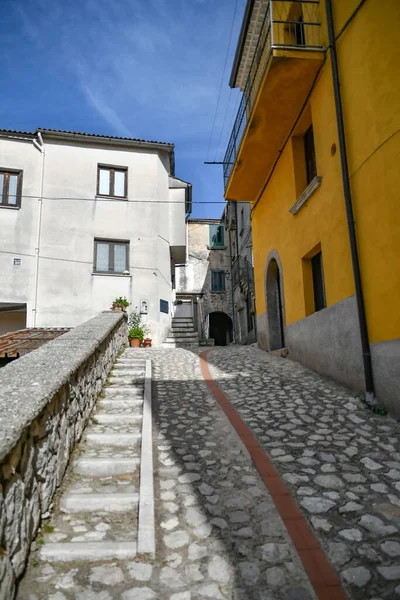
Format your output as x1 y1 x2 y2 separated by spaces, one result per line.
18 346 400 600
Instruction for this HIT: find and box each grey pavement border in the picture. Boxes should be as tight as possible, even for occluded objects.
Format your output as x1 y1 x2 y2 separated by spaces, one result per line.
137 358 156 555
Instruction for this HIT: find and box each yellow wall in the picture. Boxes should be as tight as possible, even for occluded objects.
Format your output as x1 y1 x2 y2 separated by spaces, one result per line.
249 0 400 345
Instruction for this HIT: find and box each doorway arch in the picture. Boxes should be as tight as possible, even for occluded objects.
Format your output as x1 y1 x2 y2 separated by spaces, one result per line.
209 312 233 346
265 253 285 351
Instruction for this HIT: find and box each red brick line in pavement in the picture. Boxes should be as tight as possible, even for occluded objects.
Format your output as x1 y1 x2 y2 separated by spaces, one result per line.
200 350 349 600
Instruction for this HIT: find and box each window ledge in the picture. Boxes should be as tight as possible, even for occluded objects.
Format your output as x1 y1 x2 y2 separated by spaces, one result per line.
95 196 128 201
207 246 227 251
289 176 322 216
210 291 226 294
92 272 131 278
0 205 20 210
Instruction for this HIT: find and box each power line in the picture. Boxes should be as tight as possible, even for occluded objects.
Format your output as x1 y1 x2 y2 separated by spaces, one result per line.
205 0 240 162
12 195 226 204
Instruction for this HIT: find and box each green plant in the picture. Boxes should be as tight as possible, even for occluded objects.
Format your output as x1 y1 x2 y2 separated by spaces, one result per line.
128 326 146 341
111 296 130 309
128 310 150 339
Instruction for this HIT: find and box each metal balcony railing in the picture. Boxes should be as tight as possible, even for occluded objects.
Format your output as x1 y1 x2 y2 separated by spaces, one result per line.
232 256 255 296
223 0 323 190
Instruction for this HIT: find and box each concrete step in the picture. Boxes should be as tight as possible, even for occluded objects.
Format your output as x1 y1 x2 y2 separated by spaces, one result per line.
74 457 139 476
162 341 199 349
102 386 143 397
111 366 145 374
108 376 144 386
165 336 198 344
169 330 197 337
86 433 140 446
60 493 138 513
171 319 194 324
94 414 142 425
40 541 137 562
98 399 142 411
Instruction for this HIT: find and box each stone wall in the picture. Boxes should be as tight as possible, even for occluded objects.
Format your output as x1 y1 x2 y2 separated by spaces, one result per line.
0 311 127 599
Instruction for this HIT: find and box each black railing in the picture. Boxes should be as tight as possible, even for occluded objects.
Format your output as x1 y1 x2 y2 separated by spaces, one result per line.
232 256 255 296
223 0 323 190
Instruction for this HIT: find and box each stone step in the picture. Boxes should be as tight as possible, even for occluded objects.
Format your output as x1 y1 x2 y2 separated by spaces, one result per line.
74 457 139 476
111 368 145 375
171 317 193 324
60 493 138 513
162 341 199 348
86 433 141 446
102 386 143 397
99 399 143 409
165 336 198 343
40 541 137 563
108 376 144 386
94 414 142 425
171 326 196 332
168 331 198 338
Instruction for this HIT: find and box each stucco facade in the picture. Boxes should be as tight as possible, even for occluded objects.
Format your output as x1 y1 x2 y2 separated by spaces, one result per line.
0 129 191 346
223 1 400 414
175 219 233 345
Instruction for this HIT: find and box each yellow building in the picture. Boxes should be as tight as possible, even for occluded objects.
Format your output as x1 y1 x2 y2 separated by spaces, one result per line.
224 0 400 414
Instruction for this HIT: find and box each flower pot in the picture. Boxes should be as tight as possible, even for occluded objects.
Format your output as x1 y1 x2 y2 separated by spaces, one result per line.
144 338 152 348
130 338 141 348
112 305 123 311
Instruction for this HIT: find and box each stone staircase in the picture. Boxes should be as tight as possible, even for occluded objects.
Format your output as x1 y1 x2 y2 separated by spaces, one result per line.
17 350 154 597
162 316 199 348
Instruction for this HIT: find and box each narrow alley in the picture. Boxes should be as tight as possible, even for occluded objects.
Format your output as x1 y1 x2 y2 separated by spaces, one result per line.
18 346 400 600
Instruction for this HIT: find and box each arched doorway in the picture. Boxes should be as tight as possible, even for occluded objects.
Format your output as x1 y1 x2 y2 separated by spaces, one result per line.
209 312 233 346
266 257 285 350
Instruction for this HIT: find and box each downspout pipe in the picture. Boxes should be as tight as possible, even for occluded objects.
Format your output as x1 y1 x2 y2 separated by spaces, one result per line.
325 0 376 404
32 132 45 328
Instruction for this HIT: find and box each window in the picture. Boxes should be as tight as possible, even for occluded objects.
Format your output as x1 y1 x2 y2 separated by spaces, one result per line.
211 270 225 293
97 165 127 198
304 125 317 185
0 169 22 208
94 239 129 274
311 251 326 311
295 13 305 45
209 224 224 247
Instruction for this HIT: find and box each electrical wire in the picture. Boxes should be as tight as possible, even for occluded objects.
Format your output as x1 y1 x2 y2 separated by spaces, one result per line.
0 195 223 205
205 0 240 162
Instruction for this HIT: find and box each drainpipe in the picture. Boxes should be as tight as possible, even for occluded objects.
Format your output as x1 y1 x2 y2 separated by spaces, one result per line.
325 0 376 405
32 131 45 328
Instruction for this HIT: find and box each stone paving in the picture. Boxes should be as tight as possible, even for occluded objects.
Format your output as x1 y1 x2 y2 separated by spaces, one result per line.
15 345 400 600
206 346 400 599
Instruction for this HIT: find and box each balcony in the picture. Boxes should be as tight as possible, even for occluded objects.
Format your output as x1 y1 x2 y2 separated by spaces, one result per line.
232 256 255 297
224 0 324 201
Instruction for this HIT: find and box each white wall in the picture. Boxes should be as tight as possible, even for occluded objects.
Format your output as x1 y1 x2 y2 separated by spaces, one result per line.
0 134 187 346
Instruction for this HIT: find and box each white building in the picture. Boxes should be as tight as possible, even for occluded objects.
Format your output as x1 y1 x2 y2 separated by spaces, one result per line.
0 128 191 346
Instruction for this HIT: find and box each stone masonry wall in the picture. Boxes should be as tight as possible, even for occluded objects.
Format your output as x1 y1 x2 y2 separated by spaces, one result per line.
0 311 127 599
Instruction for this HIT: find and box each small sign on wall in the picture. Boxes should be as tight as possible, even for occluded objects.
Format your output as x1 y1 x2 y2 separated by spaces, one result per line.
140 300 148 314
160 299 169 314
13 258 21 266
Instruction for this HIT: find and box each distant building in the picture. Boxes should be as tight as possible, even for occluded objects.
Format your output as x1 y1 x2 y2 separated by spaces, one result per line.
175 218 233 345
223 0 400 413
224 200 256 344
0 128 191 346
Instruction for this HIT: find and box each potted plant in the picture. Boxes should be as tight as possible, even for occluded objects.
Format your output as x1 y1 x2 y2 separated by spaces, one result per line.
127 309 151 347
128 326 145 348
111 296 130 312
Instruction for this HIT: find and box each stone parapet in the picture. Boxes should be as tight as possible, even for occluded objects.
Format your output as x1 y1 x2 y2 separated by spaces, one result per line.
0 311 127 598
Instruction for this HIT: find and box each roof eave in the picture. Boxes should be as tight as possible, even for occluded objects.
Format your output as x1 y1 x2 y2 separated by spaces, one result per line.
37 129 174 153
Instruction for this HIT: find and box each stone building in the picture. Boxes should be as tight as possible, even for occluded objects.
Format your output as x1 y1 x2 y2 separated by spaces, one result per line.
224 200 256 344
0 128 191 345
175 218 233 345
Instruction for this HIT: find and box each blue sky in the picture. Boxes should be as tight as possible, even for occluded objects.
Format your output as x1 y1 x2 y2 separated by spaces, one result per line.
1 0 246 218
